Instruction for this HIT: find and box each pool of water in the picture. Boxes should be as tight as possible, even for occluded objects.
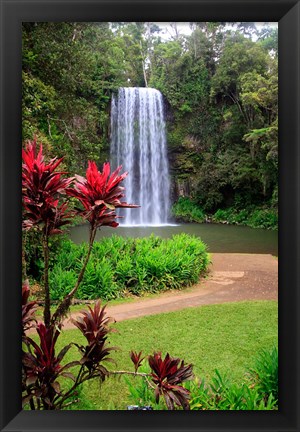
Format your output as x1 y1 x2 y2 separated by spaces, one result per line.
69 223 278 255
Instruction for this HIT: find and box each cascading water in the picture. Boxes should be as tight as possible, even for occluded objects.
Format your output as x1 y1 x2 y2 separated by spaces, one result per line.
110 87 170 226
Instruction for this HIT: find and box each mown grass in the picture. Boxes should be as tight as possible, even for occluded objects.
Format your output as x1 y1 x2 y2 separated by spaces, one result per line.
47 300 278 410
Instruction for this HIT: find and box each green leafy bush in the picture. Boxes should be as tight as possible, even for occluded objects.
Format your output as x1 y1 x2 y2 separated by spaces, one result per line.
172 198 277 230
212 206 278 230
170 193 278 230
188 347 278 410
247 209 278 230
78 259 117 300
172 197 206 223
49 266 77 301
49 234 210 301
247 346 278 402
186 370 277 410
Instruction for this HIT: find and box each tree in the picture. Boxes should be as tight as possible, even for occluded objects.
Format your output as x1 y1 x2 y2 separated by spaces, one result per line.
211 34 269 128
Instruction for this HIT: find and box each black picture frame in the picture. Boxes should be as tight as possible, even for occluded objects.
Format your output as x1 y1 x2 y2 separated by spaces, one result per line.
0 0 299 431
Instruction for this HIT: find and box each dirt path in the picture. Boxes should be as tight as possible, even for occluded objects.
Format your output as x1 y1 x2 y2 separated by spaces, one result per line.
59 253 278 330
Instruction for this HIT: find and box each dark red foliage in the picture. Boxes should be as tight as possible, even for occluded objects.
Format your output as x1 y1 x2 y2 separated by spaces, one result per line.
148 352 194 410
22 140 73 235
22 323 77 409
22 280 37 334
66 161 139 229
72 301 117 374
130 350 145 372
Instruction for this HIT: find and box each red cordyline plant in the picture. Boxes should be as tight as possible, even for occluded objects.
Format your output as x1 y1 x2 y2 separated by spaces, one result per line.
22 297 118 410
66 161 137 230
22 322 78 410
51 160 139 325
130 350 145 373
128 350 193 410
22 140 73 235
71 301 117 374
148 352 193 410
22 140 74 327
22 140 193 410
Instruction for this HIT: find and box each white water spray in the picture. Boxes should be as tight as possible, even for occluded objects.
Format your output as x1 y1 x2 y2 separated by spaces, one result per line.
110 87 170 226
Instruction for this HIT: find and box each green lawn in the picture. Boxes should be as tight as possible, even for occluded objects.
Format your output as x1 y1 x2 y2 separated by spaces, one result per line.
50 300 278 410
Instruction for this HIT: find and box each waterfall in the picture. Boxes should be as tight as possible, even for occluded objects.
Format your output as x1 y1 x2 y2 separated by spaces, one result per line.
110 87 170 226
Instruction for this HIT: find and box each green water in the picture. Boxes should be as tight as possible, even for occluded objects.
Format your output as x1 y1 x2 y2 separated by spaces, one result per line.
69 223 278 255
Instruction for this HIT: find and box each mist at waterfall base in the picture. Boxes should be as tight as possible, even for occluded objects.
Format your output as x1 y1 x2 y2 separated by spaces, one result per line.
110 87 176 227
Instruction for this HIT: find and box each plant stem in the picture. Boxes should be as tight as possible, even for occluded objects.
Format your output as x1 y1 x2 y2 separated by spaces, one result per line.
42 229 51 328
110 370 156 390
55 364 86 409
110 370 151 377
51 225 97 326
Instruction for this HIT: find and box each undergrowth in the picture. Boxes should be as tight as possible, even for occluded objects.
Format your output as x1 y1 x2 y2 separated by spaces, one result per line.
48 233 209 301
171 197 277 230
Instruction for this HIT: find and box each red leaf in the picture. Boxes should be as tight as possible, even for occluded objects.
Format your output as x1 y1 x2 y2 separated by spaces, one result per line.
66 161 139 229
71 301 117 369
148 352 193 410
22 140 73 234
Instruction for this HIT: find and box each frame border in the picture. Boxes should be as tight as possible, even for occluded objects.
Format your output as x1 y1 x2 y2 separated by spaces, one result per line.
1 1 299 431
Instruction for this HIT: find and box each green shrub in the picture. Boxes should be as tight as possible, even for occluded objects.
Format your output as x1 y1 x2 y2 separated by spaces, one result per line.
171 197 206 223
213 206 278 230
78 259 118 300
186 370 277 410
115 255 134 287
49 234 210 301
247 209 278 229
247 346 278 402
187 347 278 410
172 198 277 230
49 266 77 301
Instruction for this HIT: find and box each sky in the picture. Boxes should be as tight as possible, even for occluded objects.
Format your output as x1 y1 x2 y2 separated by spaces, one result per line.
154 22 278 41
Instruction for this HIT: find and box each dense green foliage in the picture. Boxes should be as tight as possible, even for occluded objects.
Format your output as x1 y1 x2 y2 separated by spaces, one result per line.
171 197 206 223
47 234 209 300
148 23 278 216
22 22 278 220
171 197 277 229
22 22 130 173
213 206 278 230
186 364 278 410
247 346 278 402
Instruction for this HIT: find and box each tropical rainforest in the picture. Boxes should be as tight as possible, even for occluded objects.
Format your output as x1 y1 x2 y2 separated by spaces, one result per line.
22 22 278 228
